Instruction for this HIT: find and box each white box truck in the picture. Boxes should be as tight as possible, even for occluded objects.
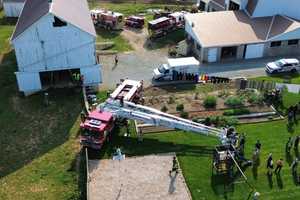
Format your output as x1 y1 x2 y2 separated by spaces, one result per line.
153 57 200 81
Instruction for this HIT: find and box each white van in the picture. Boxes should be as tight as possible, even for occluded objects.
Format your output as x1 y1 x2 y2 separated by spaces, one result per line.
153 57 200 81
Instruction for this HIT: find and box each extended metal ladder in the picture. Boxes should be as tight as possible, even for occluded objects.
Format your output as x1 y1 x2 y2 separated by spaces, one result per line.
99 99 227 143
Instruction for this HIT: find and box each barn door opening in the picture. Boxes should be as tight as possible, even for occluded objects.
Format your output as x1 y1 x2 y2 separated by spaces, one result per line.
221 46 237 60
40 69 81 89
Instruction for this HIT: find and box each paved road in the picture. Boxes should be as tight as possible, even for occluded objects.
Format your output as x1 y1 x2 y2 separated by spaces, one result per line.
100 52 286 88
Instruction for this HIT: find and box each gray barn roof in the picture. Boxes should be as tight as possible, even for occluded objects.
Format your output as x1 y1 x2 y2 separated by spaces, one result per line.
11 0 96 41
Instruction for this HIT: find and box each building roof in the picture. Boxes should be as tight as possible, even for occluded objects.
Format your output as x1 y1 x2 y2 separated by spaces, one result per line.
11 0 96 41
185 10 300 48
246 0 258 16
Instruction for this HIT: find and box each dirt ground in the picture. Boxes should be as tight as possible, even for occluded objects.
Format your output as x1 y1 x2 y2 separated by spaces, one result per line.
88 153 192 200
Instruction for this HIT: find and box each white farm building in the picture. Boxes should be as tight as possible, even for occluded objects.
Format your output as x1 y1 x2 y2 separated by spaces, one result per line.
188 0 300 63
3 0 25 17
11 0 101 95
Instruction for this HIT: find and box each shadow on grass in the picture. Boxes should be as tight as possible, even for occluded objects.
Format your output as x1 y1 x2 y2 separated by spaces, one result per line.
0 51 83 178
96 28 123 40
88 126 215 160
211 174 234 198
0 16 18 25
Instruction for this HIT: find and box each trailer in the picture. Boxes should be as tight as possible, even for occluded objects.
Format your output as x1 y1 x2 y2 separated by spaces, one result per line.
91 9 124 30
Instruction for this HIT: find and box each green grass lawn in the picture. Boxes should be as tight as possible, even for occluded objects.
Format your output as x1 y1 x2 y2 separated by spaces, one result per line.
253 73 300 84
96 28 133 52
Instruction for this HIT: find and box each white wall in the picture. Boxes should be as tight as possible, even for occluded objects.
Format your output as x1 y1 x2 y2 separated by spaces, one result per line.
185 18 202 46
3 2 24 17
13 14 97 73
252 0 300 20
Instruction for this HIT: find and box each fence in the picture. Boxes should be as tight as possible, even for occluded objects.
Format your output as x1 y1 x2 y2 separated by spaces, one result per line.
238 79 276 91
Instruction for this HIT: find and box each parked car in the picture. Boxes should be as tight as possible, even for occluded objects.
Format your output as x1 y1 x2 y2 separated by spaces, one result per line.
266 58 300 74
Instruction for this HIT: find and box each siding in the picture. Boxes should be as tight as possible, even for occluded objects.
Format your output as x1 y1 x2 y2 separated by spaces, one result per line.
12 13 96 73
252 0 300 20
3 2 24 17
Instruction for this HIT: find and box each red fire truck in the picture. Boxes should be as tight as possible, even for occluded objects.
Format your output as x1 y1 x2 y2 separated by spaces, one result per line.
91 9 124 30
125 16 145 28
80 110 114 149
148 12 185 38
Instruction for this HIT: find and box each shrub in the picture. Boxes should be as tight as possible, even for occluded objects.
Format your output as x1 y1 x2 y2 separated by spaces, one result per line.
223 108 250 116
208 116 239 127
161 105 168 112
225 96 244 108
203 96 217 109
176 104 184 112
168 96 175 104
194 92 199 100
180 111 189 119
248 93 264 105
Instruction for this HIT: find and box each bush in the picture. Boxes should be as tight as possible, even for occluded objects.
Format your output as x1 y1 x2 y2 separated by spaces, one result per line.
225 96 244 108
203 96 217 109
207 116 239 127
161 105 168 112
248 93 264 105
223 108 250 116
180 111 189 119
176 104 184 112
168 96 175 104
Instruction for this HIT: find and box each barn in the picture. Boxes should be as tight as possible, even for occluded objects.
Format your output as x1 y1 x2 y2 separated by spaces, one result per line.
3 0 25 17
11 0 102 95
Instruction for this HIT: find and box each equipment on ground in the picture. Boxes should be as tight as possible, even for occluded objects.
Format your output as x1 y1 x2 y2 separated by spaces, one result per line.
125 16 145 28
91 9 124 30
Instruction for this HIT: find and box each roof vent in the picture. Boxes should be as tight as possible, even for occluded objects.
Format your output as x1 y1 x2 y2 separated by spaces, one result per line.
191 22 194 27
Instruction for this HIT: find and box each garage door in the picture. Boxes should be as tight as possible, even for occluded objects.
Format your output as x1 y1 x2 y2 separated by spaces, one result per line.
245 44 264 59
207 48 218 62
80 65 102 85
15 72 41 92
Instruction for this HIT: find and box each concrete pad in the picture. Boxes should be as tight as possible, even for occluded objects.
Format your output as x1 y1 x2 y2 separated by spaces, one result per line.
88 153 192 200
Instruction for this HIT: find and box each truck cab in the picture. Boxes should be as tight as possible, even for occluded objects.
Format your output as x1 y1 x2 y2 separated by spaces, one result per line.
80 111 114 149
153 57 200 81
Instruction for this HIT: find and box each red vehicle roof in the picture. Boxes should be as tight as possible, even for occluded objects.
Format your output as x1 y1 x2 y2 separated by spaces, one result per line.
89 110 113 122
80 111 113 132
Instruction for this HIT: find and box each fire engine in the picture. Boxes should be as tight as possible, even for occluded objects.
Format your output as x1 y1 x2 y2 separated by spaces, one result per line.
125 16 145 29
91 9 124 30
148 12 185 38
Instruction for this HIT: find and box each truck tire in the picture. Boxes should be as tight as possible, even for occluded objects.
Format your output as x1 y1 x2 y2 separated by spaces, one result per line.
291 68 297 73
272 70 278 74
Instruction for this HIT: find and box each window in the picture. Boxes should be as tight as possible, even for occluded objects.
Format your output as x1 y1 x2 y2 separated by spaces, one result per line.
199 1 206 11
229 1 240 11
53 16 67 27
270 41 281 47
288 39 299 45
196 44 201 51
